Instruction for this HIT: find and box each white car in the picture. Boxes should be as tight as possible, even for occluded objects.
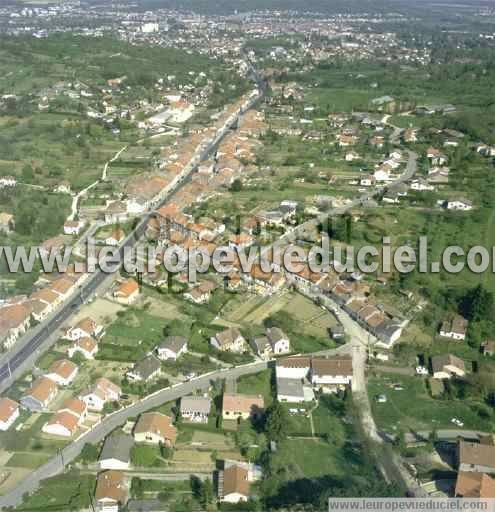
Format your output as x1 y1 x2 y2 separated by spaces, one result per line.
451 418 464 427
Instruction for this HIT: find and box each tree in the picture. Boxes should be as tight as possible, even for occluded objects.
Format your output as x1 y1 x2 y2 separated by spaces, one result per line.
80 443 99 464
230 178 243 192
265 401 289 442
460 284 494 322
21 164 34 183
200 478 214 507
131 477 144 499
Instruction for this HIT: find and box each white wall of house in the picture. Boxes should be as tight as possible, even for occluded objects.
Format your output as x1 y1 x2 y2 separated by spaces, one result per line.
42 422 73 438
99 458 129 471
221 492 248 503
0 407 19 431
275 366 309 380
45 368 78 387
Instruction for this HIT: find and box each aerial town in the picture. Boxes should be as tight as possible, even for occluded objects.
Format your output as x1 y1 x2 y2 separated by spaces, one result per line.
0 0 495 510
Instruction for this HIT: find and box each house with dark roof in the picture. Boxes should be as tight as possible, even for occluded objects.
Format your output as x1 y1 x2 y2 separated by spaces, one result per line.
156 336 188 361
276 377 305 403
210 328 246 353
266 327 290 355
431 354 466 380
99 433 134 470
126 355 161 382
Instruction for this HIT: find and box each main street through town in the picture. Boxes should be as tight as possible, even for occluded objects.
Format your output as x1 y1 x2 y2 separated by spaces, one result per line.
0 60 267 393
0 66 424 506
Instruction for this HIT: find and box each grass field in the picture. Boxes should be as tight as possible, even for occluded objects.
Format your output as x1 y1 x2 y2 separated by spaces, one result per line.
6 452 51 469
368 374 494 433
237 369 274 406
280 293 337 338
16 472 94 511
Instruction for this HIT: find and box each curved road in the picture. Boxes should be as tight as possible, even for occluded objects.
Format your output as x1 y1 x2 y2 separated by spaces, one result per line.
0 361 269 509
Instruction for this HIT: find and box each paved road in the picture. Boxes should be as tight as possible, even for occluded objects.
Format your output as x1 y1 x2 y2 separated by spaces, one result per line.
261 149 417 258
0 361 269 509
0 65 267 394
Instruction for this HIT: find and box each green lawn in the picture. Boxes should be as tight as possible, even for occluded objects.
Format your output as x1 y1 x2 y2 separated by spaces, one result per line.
16 472 95 511
6 452 51 468
276 439 346 478
237 369 274 406
368 374 495 433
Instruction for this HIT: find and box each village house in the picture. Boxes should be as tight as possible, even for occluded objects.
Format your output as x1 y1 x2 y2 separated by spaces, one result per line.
410 179 435 192
59 397 88 424
99 433 134 470
210 327 246 353
50 276 76 302
427 148 448 166
455 471 495 498
218 462 261 504
431 354 466 380
156 336 188 361
482 340 495 357
21 376 58 411
440 315 468 340
105 227 125 246
0 303 31 350
156 336 187 361
133 412 177 446
310 356 353 391
113 278 140 305
44 359 78 386
458 441 495 474
63 219 85 236
0 176 17 188
447 199 473 211
360 175 376 187
0 212 15 234
180 396 212 424
247 265 286 295
126 355 161 382
222 393 264 421
42 411 79 438
39 236 66 259
55 181 71 194
28 288 58 320
104 201 129 224
228 233 254 251
183 280 216 304
276 377 306 403
266 327 291 355
68 336 98 360
275 356 311 380
95 470 128 512
250 336 272 360
0 397 20 431
345 151 360 162
64 317 104 341
80 378 121 412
